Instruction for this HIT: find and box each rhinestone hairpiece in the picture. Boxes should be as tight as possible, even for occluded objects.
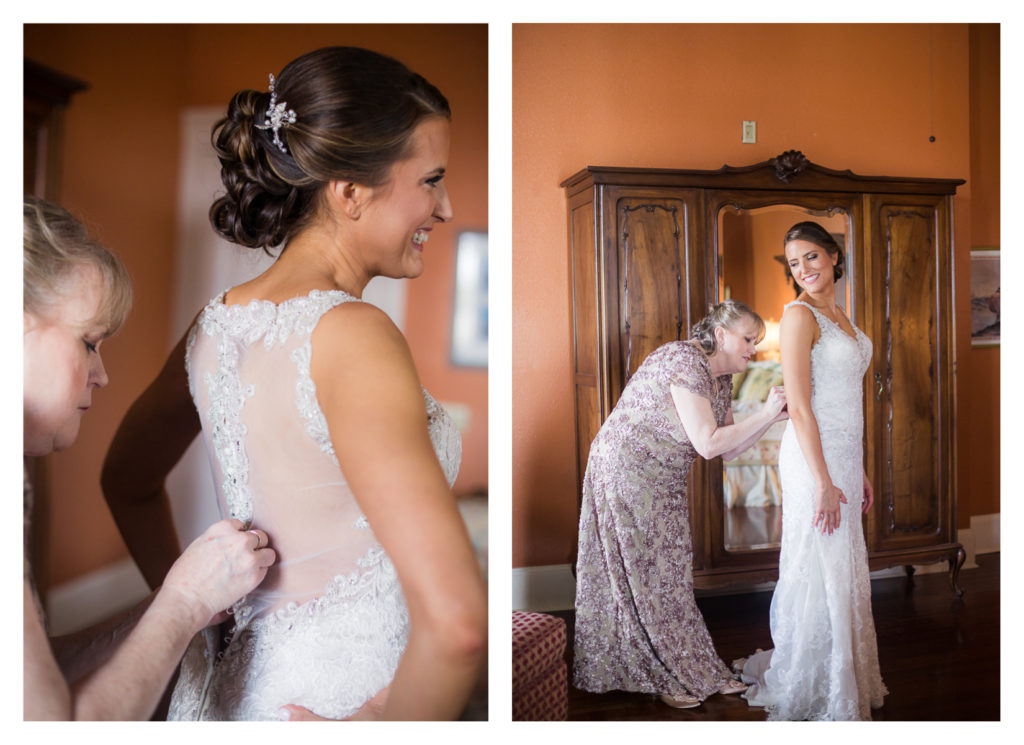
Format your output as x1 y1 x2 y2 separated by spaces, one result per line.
254 74 297 154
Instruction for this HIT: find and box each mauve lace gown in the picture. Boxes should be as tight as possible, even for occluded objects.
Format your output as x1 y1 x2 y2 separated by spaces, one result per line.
574 341 734 700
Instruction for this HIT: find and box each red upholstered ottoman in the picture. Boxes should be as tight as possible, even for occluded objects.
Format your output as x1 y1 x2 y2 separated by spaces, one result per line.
512 611 568 720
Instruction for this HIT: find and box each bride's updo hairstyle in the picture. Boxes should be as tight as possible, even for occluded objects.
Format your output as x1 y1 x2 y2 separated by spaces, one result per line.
690 299 765 355
24 195 132 333
210 46 451 253
784 221 845 282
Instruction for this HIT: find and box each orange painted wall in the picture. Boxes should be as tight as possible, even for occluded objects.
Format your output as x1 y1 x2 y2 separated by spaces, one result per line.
25 23 487 587
512 23 999 568
962 24 1000 520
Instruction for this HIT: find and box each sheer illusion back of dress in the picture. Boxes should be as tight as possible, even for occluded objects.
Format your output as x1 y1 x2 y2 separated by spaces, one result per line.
168 289 461 720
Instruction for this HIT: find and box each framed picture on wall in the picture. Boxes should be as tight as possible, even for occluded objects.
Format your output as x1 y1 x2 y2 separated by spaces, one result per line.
450 230 488 367
970 248 1000 347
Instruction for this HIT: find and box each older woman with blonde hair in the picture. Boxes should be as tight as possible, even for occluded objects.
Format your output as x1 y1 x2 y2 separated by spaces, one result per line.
23 195 275 720
574 300 787 710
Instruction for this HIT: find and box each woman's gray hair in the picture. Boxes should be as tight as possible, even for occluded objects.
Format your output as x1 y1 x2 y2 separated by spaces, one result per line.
24 195 132 334
690 300 765 355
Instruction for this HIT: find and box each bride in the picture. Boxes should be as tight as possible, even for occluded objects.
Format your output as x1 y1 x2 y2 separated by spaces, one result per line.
736 222 887 720
101 47 486 720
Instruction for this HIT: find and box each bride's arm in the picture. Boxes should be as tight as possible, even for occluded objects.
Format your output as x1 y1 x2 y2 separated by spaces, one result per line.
101 323 202 588
310 303 487 721
779 306 847 534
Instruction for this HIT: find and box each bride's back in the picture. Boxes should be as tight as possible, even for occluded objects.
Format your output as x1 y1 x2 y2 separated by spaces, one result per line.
187 289 397 617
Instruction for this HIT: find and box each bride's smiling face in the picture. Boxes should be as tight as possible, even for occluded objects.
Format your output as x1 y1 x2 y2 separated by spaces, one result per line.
785 239 838 294
356 117 453 280
24 265 110 455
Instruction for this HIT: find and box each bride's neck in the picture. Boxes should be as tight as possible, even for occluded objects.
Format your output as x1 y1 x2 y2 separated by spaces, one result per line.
271 227 371 298
800 285 838 312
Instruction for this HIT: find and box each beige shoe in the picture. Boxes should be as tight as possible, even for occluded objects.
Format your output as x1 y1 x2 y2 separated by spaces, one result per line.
659 692 701 709
719 678 748 695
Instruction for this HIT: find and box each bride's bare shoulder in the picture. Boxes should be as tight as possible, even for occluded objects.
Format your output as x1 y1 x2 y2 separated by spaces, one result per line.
310 301 420 393
314 301 405 347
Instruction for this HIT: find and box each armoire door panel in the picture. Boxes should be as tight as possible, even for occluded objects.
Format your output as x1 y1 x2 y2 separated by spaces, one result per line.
570 195 600 380
568 189 606 510
615 196 689 381
869 198 952 550
573 383 601 513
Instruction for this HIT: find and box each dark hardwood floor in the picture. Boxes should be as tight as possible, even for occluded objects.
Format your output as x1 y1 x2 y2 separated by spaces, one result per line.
552 552 999 721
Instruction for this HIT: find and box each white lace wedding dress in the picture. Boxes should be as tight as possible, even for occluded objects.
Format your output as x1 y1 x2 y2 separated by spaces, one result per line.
738 300 887 720
167 289 461 720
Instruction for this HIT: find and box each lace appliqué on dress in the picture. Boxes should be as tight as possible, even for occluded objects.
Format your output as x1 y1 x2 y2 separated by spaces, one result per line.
424 390 462 487
176 545 409 720
292 340 337 460
202 336 256 525
260 546 397 633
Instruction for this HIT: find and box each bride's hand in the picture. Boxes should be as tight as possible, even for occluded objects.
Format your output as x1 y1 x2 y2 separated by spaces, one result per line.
280 687 389 721
279 705 330 721
762 385 788 422
862 471 874 514
345 687 389 720
813 481 847 535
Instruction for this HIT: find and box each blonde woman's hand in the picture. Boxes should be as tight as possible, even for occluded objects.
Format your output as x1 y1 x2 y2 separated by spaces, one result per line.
762 385 788 422
813 481 847 535
160 519 276 630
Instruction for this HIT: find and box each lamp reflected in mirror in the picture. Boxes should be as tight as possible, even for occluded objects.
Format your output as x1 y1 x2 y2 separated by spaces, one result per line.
756 318 781 361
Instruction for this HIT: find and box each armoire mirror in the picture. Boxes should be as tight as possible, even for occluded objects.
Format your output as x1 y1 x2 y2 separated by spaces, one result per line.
717 204 851 552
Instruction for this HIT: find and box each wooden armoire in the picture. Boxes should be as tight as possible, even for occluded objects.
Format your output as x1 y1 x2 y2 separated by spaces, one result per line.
563 151 966 594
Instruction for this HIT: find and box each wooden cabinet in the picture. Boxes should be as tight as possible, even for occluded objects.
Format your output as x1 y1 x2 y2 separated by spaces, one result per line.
24 58 87 200
563 152 966 593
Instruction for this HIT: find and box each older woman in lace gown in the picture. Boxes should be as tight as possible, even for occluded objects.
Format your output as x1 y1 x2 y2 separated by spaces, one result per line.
574 301 787 710
101 47 485 721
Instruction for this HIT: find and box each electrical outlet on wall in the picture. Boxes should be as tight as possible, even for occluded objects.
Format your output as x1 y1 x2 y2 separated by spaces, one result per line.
742 120 756 143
